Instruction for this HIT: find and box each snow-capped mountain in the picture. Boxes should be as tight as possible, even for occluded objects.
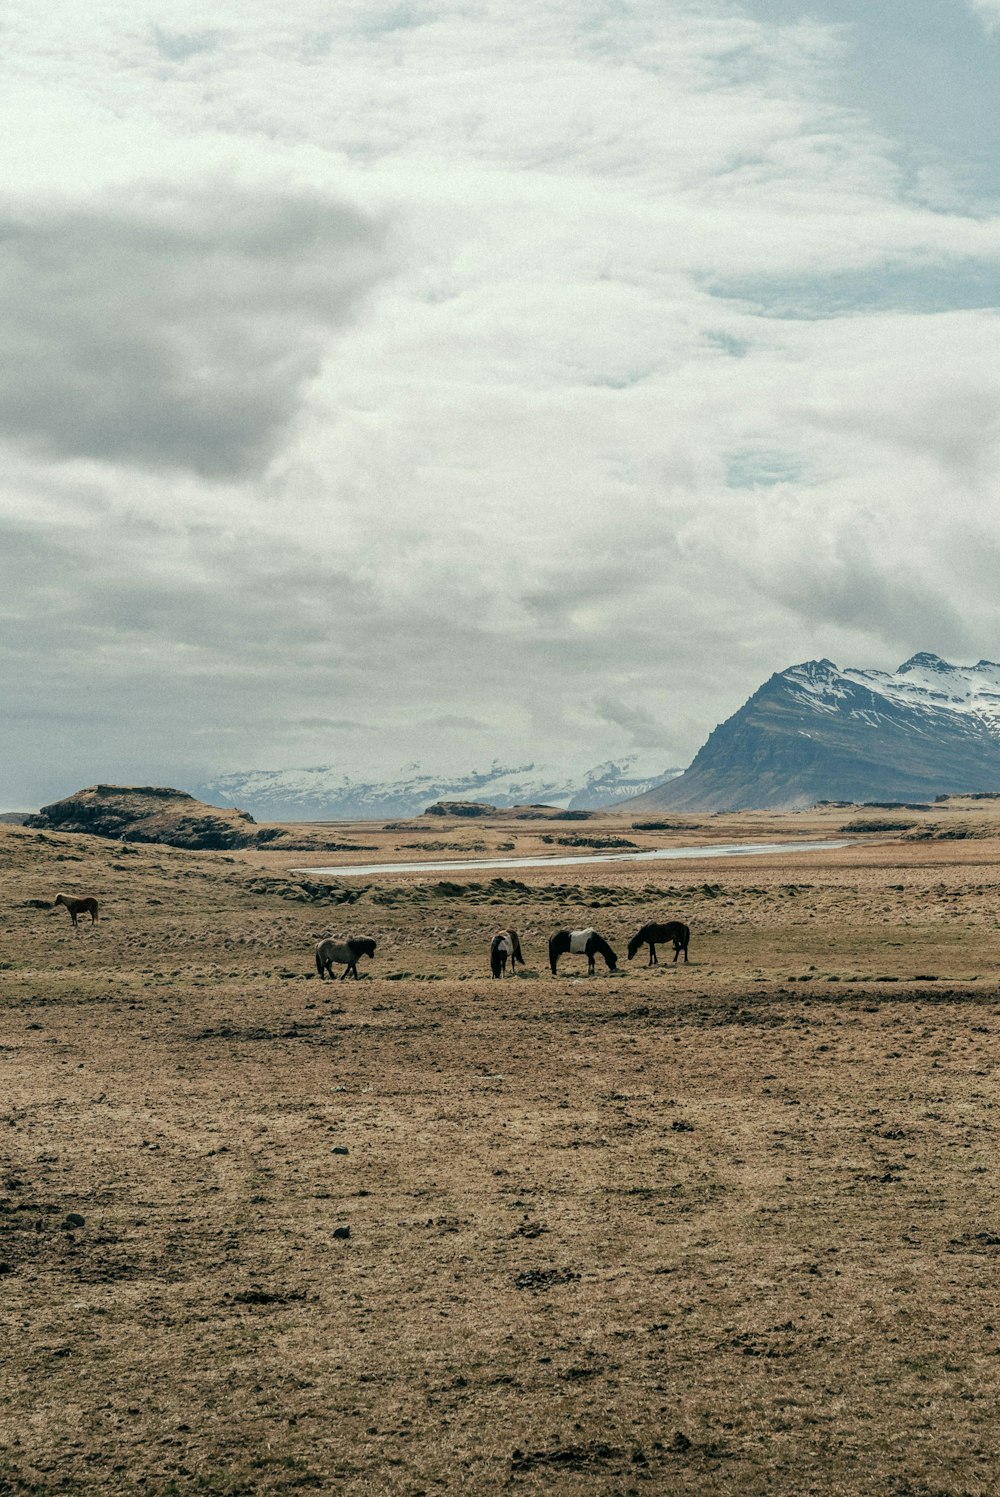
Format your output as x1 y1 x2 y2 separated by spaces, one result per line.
791 653 1000 722
627 653 1000 812
196 757 681 821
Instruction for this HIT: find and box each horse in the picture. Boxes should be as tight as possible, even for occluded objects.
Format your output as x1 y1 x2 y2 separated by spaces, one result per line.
490 929 524 977
315 936 377 980
627 921 690 965
54 893 99 928
549 927 617 976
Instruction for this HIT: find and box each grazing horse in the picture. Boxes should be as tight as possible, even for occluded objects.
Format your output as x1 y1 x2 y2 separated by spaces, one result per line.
54 893 99 928
316 936 377 980
490 928 525 978
549 927 617 976
627 921 690 966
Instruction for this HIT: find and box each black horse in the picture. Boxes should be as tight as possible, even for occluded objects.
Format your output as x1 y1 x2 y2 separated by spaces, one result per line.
549 927 617 976
627 921 690 965
490 929 525 978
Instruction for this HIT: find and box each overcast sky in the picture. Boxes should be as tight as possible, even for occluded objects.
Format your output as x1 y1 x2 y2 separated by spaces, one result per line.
3 0 1000 807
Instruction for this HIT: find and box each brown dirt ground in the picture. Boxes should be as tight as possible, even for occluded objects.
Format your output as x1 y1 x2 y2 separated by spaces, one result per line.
3 800 1000 1494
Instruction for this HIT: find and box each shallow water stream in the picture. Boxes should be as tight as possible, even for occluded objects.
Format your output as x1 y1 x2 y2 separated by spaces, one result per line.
292 838 852 880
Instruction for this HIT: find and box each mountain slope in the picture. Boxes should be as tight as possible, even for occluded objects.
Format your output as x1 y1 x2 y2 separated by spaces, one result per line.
197 757 680 821
628 654 1000 812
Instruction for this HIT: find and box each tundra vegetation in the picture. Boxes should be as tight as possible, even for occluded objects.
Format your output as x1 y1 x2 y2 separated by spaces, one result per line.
3 797 1000 1493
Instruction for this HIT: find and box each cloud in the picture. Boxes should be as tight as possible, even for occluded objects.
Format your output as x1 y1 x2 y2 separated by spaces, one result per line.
2 0 1000 806
593 696 671 752
151 26 224 63
754 543 975 661
967 0 1000 28
0 183 390 477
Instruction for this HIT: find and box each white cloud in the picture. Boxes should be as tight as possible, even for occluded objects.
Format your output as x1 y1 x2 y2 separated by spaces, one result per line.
968 0 1000 27
1 0 1000 805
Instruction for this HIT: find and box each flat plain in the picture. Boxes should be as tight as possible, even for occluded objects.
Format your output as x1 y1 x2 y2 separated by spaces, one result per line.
3 798 1000 1495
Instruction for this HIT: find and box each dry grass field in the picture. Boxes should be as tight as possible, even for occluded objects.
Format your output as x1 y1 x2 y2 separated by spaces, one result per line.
3 799 1000 1495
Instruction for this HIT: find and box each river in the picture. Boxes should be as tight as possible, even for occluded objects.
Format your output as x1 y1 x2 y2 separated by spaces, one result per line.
291 838 852 879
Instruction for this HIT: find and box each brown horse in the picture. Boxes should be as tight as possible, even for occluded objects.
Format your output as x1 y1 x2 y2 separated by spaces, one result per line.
54 893 99 928
627 921 689 965
316 936 377 980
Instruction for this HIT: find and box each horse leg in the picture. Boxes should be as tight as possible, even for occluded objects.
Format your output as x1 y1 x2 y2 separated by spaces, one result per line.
649 944 657 966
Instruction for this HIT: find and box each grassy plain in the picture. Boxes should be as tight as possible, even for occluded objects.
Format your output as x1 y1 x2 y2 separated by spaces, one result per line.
3 799 1000 1494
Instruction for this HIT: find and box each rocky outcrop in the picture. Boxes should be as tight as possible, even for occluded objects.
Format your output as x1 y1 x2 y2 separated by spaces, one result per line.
423 800 497 818
25 784 273 850
630 655 1000 812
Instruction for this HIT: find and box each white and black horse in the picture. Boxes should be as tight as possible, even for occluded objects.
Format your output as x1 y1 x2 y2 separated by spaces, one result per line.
627 921 690 965
315 936 377 980
548 927 617 976
490 928 525 978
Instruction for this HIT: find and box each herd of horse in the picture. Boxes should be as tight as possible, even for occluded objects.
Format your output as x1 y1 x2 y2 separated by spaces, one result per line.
52 890 690 980
309 921 690 979
313 922 690 979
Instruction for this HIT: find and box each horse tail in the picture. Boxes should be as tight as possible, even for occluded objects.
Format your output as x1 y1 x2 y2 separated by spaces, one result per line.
315 945 325 977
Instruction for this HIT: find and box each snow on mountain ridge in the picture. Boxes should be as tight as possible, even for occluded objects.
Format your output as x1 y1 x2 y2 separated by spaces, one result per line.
782 656 1000 727
198 756 681 820
843 655 1000 721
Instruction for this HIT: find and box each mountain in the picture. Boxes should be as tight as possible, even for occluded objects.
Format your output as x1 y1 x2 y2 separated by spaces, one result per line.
627 653 1000 812
196 757 680 821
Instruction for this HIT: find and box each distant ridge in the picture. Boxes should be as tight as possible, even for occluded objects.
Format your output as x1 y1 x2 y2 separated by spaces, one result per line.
628 654 1000 812
196 757 681 821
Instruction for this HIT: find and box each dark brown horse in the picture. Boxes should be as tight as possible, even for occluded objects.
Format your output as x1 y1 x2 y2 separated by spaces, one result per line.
54 893 99 928
627 921 689 965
